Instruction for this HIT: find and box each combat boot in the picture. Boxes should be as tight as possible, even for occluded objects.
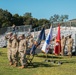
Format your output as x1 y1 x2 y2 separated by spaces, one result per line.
9 62 13 65
19 66 25 69
13 62 17 67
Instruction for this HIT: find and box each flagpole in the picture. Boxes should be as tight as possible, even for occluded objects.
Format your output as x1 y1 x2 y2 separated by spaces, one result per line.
50 23 55 64
41 24 53 62
45 24 54 63
45 53 48 62
46 24 54 63
51 23 55 62
57 23 62 65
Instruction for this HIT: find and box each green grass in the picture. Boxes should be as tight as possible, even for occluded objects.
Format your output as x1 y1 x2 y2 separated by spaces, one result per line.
0 48 76 75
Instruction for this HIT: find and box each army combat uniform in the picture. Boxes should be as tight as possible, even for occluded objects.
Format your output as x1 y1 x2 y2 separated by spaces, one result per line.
61 37 65 56
5 32 13 65
67 37 73 57
7 38 12 64
19 39 27 68
11 38 18 66
28 37 34 48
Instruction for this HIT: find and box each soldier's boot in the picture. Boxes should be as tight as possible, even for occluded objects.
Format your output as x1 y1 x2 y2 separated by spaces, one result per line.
13 62 17 67
9 62 13 65
19 66 25 69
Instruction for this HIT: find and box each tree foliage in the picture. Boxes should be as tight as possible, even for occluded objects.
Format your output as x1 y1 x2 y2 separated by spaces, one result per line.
0 8 69 28
50 14 69 23
0 9 12 27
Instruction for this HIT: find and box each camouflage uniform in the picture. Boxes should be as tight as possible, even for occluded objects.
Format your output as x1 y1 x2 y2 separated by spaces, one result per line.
11 38 18 65
67 36 73 57
61 37 65 56
5 32 13 65
19 39 27 67
28 37 34 48
25 37 29 49
7 39 12 63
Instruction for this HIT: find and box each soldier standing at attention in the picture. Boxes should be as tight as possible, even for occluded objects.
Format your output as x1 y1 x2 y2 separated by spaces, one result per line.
5 32 13 65
11 34 18 66
67 35 73 57
28 35 34 49
61 35 66 56
19 34 27 69
25 36 29 50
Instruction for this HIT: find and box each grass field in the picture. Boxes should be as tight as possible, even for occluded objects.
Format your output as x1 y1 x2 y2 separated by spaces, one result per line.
0 48 76 75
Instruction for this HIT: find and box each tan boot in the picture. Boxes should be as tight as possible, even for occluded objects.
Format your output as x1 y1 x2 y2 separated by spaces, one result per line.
13 62 17 67
19 66 25 69
9 62 13 65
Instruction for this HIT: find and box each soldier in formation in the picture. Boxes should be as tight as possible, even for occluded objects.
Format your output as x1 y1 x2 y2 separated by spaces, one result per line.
61 35 66 56
67 35 73 57
5 32 13 65
11 34 18 66
6 33 34 68
5 32 74 69
52 35 73 57
18 34 27 68
61 35 73 57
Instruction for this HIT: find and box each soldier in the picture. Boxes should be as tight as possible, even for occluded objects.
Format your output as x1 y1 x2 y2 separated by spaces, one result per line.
11 34 18 66
67 35 73 57
25 36 29 49
18 34 27 69
28 35 34 48
61 35 66 56
5 32 13 65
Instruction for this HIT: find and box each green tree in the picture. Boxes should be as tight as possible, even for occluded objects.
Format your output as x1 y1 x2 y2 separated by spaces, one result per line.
38 19 50 26
50 14 68 23
59 15 68 22
23 12 32 18
0 9 12 27
50 14 60 24
23 12 33 25
32 18 38 28
12 14 23 26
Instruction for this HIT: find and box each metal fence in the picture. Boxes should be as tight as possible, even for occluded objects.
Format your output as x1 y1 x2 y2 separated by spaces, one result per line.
7 25 32 33
0 25 32 35
0 27 7 35
32 22 76 39
0 22 76 48
0 25 32 47
31 23 76 54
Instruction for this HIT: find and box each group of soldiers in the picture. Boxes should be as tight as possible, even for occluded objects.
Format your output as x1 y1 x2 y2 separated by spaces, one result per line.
48 34 73 57
5 31 74 69
5 32 34 69
61 35 73 57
